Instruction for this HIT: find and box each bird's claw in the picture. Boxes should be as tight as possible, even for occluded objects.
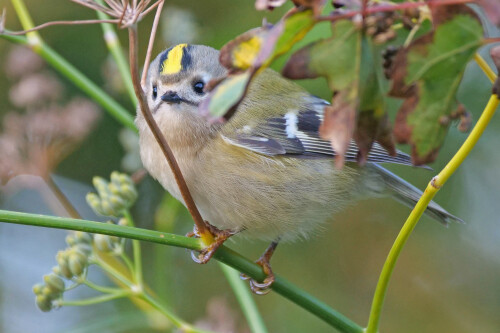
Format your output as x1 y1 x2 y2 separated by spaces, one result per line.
186 223 236 264
240 246 276 295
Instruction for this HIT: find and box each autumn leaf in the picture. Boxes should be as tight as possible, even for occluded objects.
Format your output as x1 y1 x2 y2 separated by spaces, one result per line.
389 5 484 165
201 9 316 120
283 18 395 166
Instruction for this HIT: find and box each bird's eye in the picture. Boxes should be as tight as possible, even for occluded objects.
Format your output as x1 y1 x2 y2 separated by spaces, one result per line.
152 85 158 100
193 81 205 95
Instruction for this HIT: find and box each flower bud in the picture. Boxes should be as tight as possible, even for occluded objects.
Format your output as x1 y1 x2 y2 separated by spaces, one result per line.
86 192 104 215
93 176 110 198
32 283 44 295
65 234 76 247
117 217 128 226
43 273 65 293
120 184 137 203
55 250 73 279
74 231 92 245
94 233 114 252
68 250 88 276
36 294 53 312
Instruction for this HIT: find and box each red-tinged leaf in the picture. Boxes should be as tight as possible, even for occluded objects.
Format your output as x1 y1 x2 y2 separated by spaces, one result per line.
389 5 483 165
284 18 395 166
203 9 316 120
319 91 356 169
354 110 395 165
219 9 315 72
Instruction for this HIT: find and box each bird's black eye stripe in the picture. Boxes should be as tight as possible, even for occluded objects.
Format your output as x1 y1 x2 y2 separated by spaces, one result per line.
193 81 205 95
152 85 158 99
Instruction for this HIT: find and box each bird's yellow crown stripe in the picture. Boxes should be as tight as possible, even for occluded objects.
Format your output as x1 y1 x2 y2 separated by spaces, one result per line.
161 44 188 75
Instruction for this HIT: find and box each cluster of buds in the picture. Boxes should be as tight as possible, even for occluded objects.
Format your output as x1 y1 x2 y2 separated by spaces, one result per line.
33 231 92 312
86 172 137 217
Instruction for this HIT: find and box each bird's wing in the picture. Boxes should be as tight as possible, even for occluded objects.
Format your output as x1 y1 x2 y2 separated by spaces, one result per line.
222 98 417 167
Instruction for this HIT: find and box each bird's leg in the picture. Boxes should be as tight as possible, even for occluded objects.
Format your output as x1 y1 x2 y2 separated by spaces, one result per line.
241 240 279 295
187 222 238 264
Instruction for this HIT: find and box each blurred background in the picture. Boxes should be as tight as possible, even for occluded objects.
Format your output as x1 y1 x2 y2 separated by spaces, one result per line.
1 1 500 332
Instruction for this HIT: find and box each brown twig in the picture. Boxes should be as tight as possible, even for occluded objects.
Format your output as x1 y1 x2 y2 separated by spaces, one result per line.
127 25 209 236
317 0 474 22
141 0 164 87
0 19 119 35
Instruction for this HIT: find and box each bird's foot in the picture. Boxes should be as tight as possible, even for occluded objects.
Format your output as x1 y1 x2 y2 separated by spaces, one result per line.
240 241 278 295
186 222 237 264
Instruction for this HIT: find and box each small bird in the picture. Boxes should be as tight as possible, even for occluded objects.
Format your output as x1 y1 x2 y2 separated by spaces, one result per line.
136 44 462 294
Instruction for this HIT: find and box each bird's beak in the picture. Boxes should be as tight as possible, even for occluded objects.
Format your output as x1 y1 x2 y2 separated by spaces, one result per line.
161 91 182 104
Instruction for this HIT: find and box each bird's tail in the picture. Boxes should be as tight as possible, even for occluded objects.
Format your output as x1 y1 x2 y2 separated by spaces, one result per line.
370 164 464 226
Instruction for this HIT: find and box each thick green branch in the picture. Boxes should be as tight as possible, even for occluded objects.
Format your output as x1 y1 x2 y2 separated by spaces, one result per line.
0 209 363 333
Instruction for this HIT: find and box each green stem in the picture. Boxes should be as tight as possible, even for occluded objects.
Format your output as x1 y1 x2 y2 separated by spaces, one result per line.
59 291 130 306
95 0 137 106
92 255 134 288
0 209 363 333
82 280 124 295
0 33 136 131
119 251 136 276
139 292 213 333
123 210 143 288
219 263 268 333
365 94 500 333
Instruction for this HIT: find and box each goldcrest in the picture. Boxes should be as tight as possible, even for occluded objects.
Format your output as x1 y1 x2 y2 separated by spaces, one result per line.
136 44 461 289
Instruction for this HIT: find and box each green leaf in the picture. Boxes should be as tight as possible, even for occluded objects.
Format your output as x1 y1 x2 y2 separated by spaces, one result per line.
390 7 484 164
200 71 252 119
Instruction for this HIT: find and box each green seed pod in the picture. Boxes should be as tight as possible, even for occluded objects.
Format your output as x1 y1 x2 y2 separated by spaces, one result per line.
32 283 44 295
120 184 138 203
68 250 88 276
93 176 110 198
110 171 122 186
74 231 92 245
36 294 53 312
109 194 126 212
94 233 114 252
43 274 65 293
118 173 134 188
108 182 121 196
55 250 73 279
65 234 76 247
86 192 104 215
73 243 92 256
100 199 117 216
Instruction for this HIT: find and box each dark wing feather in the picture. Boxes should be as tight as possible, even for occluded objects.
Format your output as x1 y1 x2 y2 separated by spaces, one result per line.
224 97 419 167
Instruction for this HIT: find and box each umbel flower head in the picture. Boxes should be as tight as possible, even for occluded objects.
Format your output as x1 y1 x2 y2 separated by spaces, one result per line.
86 171 138 217
71 0 163 28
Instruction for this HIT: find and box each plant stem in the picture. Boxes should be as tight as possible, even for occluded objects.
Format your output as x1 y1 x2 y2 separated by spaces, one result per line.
123 210 143 288
83 280 124 294
365 93 500 333
0 209 363 333
92 255 134 288
219 263 268 333
60 291 130 306
474 53 497 83
95 0 137 106
126 26 210 240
